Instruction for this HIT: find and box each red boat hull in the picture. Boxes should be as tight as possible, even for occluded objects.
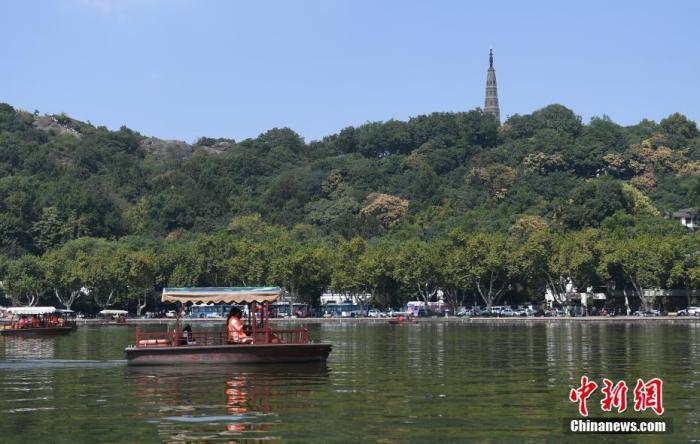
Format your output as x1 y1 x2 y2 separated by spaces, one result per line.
125 343 332 366
0 326 73 336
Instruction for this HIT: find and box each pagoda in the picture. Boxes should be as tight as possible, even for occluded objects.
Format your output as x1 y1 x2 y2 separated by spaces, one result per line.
484 49 500 124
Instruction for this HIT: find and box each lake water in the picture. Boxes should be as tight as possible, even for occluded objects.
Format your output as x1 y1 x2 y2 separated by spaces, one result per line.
0 321 698 442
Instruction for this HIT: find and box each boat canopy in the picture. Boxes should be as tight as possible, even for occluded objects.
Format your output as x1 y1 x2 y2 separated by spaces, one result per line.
162 287 282 304
99 310 128 315
6 306 57 315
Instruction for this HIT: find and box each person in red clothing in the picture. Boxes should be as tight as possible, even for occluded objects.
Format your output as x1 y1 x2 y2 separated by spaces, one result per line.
227 307 252 344
18 316 29 329
31 315 40 328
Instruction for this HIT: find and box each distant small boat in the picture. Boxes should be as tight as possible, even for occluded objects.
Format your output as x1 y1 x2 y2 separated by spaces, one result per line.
388 317 418 325
98 309 129 326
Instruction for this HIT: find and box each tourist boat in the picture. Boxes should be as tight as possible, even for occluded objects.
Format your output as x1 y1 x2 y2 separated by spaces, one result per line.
98 309 129 325
0 306 76 335
125 287 332 366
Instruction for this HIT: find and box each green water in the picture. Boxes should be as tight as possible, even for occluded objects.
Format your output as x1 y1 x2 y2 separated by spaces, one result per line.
0 321 698 443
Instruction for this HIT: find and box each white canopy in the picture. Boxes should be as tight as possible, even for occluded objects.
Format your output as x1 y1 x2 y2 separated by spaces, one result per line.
99 310 128 316
6 306 57 315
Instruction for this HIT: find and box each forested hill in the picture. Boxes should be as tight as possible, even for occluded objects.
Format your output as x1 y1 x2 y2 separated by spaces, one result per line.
1 102 699 256
2 101 700 311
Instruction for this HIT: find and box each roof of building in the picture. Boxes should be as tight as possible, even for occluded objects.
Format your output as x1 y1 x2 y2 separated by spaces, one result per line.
672 207 699 218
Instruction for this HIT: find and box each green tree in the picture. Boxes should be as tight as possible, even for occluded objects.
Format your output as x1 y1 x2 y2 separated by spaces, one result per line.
331 237 372 307
222 240 270 286
270 239 329 304
31 207 67 252
2 255 46 306
598 234 677 310
80 246 127 309
392 239 441 303
360 241 399 308
544 229 602 305
43 249 85 310
448 232 516 310
125 250 157 316
667 234 700 307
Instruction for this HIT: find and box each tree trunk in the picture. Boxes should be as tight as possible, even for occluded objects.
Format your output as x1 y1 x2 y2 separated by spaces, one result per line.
443 288 463 314
54 288 82 310
622 286 632 315
476 272 509 310
93 290 114 309
415 283 436 303
136 291 148 317
290 283 299 302
16 292 39 306
629 278 647 311
19 292 39 307
545 274 568 306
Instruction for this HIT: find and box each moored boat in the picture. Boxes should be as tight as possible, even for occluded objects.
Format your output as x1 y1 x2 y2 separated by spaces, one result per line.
125 287 332 366
0 306 76 335
98 309 129 325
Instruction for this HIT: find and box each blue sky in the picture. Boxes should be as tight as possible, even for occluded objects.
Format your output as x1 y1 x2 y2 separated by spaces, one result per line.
1 0 698 142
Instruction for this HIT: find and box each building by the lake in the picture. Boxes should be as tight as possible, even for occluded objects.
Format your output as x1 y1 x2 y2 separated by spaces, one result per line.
672 207 698 230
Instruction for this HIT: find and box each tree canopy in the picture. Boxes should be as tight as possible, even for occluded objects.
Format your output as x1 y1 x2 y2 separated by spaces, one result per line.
0 102 699 313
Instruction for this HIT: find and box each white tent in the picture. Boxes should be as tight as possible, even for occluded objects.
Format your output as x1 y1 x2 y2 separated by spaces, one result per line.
98 310 128 316
6 306 57 315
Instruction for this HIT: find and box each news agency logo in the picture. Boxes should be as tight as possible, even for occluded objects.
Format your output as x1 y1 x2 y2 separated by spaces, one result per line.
566 376 671 434
565 418 672 434
569 376 664 416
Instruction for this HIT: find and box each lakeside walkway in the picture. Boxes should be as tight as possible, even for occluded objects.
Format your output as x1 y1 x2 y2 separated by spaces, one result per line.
76 316 700 326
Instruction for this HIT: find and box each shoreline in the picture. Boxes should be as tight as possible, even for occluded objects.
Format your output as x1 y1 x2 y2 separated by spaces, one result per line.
76 316 700 325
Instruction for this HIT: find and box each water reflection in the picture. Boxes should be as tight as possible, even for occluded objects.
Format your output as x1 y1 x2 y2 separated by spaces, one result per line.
128 363 329 442
2 336 55 359
224 376 248 432
0 323 698 442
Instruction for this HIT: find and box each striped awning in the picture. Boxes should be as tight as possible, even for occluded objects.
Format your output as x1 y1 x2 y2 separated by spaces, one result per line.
161 287 282 304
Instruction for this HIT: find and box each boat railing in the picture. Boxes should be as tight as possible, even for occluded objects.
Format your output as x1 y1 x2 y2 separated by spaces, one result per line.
1 319 74 330
134 326 310 348
268 328 309 344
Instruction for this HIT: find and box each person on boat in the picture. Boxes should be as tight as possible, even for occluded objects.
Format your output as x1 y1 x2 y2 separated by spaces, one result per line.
227 307 252 344
31 315 41 328
18 316 29 329
398 314 405 322
179 324 196 345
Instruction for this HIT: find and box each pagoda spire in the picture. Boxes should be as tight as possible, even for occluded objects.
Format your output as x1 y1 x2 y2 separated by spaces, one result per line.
484 49 500 124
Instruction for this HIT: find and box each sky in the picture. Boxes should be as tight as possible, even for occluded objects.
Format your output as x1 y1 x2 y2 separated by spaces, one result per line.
1 0 698 143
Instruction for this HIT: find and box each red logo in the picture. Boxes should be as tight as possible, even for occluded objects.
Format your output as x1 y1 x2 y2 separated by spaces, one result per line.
600 379 628 413
569 376 664 416
633 378 664 415
569 376 598 417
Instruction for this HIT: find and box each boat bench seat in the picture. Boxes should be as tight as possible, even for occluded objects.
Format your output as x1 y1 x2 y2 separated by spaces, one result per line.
137 339 171 347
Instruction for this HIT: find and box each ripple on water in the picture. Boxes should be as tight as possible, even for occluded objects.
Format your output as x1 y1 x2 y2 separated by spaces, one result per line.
0 359 126 370
0 322 697 443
